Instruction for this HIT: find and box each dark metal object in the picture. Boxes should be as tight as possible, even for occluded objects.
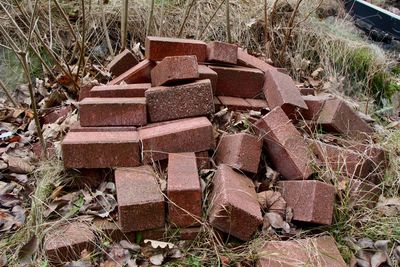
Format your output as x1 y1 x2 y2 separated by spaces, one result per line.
344 0 400 41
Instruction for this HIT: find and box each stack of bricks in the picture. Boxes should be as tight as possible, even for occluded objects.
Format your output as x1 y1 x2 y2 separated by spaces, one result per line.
51 36 386 264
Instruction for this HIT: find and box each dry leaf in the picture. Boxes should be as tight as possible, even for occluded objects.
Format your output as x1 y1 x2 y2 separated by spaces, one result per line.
18 235 38 264
144 239 174 249
371 251 387 267
149 254 164 265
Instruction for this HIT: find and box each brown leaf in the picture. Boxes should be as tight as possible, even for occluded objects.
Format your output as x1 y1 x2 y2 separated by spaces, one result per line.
18 235 38 264
3 155 34 174
371 251 388 267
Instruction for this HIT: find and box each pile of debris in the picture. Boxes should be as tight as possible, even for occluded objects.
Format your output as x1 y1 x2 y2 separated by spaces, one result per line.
45 36 386 266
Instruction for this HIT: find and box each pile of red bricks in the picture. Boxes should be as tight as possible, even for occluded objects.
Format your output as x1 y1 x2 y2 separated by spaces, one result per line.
46 36 386 265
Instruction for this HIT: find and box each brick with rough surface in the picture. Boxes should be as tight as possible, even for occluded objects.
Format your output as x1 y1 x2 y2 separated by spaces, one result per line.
209 164 263 241
210 65 264 98
278 180 335 225
301 94 335 120
69 123 136 132
206 41 238 64
168 153 202 227
317 99 373 139
237 48 275 72
215 133 262 173
218 96 251 111
245 98 269 111
62 131 140 168
257 236 346 267
263 69 308 116
199 65 217 93
145 79 214 122
254 107 313 180
90 83 151 98
93 219 135 242
151 55 199 86
45 222 95 265
108 59 155 85
145 36 207 62
107 49 139 77
138 117 215 163
115 166 165 232
79 97 147 126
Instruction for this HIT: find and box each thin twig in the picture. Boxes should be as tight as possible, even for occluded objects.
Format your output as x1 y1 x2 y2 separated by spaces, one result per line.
226 0 231 43
146 0 155 36
0 79 19 108
158 0 165 36
198 0 225 39
76 0 86 80
178 0 196 37
121 0 128 49
100 0 114 56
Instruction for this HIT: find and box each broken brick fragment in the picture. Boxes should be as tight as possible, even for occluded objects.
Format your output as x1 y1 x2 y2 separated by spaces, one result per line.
145 36 207 62
300 94 335 120
317 99 373 139
167 153 202 227
245 98 269 111
237 48 275 72
218 96 251 111
138 117 215 163
198 65 218 93
115 166 165 232
145 79 214 122
61 131 140 168
93 219 135 242
90 83 151 98
41 106 71 125
209 164 263 241
107 49 139 77
254 106 313 180
151 55 199 86
215 133 262 173
108 59 155 85
263 69 308 116
257 236 346 267
44 222 95 265
79 97 147 126
206 41 238 64
278 180 335 225
210 65 264 98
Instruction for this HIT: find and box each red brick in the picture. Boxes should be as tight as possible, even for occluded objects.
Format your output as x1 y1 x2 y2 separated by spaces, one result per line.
107 49 139 77
145 36 207 62
41 106 71 125
79 82 98 101
79 97 147 126
254 107 313 180
93 219 135 242
301 94 335 120
245 98 269 111
215 133 262 173
90 83 151 98
310 140 375 180
195 150 210 169
342 178 380 208
138 117 215 163
145 79 214 122
62 131 140 168
218 96 251 111
263 69 308 116
210 65 264 98
297 85 315 96
198 65 218 93
151 55 199 86
237 48 275 72
115 166 165 232
278 180 335 225
108 59 155 85
44 222 95 265
257 236 346 267
69 123 137 132
167 153 202 227
317 99 373 139
206 41 237 64
209 165 262 240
